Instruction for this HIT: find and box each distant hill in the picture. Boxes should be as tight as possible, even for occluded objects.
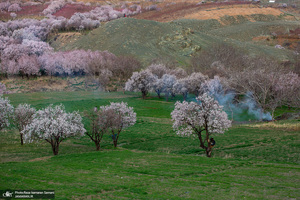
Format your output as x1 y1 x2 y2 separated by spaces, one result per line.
50 15 299 65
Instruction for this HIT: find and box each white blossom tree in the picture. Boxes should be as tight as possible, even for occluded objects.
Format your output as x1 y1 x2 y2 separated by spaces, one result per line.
0 83 7 95
42 0 66 15
168 67 187 79
22 104 86 155
125 70 157 99
171 93 231 157
14 104 36 145
185 72 208 96
100 102 136 147
0 96 14 130
161 74 177 101
152 78 163 98
147 64 168 78
173 78 188 100
8 3 22 12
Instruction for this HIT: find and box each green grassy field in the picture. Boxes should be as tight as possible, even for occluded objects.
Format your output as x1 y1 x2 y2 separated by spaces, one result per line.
0 91 299 199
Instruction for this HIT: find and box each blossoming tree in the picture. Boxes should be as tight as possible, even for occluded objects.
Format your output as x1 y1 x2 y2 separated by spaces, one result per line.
171 93 231 157
0 96 14 130
85 107 117 150
0 83 7 95
100 102 136 147
14 104 36 145
22 104 86 155
125 70 157 99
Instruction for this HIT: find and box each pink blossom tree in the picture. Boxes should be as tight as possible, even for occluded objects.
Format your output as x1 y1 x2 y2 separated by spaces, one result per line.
42 0 66 15
38 52 66 76
22 104 86 155
168 67 187 79
274 72 300 110
14 104 36 145
173 78 188 100
147 64 168 79
161 74 177 101
22 40 53 56
18 55 41 78
8 3 22 12
100 102 136 147
152 78 163 98
0 2 11 12
0 96 14 130
185 72 208 96
199 76 229 98
229 65 300 119
10 12 17 19
171 93 231 157
125 70 157 99
85 107 113 151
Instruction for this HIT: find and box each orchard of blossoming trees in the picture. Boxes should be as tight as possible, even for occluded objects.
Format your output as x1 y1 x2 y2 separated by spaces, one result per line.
0 100 137 155
0 0 143 79
125 61 300 120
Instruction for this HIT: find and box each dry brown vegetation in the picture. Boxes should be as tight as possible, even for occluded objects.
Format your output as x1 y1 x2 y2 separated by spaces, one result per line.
245 122 300 131
133 2 286 22
1 77 91 93
184 5 283 21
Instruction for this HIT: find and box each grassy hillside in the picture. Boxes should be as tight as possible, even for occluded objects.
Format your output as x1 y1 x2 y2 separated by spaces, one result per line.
51 16 299 65
1 91 299 199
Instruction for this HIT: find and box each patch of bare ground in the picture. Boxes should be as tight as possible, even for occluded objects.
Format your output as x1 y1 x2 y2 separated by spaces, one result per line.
1 76 108 93
140 117 172 124
183 5 283 21
1 77 69 93
245 122 300 131
49 32 82 50
29 156 52 162
133 2 285 22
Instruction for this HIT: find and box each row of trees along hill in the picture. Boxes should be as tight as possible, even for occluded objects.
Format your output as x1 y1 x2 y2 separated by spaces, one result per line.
0 87 232 157
0 93 137 155
125 55 299 120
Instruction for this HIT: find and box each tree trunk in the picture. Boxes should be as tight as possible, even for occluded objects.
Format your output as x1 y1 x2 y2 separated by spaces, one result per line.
52 144 59 155
20 133 23 145
142 90 147 99
113 140 118 147
95 142 100 151
183 93 186 101
51 141 60 155
205 147 212 157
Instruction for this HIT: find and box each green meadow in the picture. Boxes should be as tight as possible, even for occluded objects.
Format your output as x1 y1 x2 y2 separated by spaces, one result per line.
0 91 299 199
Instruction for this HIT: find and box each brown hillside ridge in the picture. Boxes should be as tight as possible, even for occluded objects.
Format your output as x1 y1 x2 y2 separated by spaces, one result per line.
133 2 285 22
184 5 283 21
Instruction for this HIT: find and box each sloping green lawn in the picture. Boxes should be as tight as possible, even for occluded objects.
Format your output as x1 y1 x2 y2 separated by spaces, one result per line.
1 91 299 199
